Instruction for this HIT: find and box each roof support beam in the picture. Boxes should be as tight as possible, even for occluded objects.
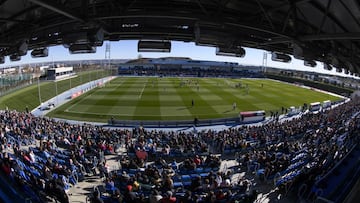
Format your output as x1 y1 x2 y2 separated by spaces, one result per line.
28 0 85 23
0 43 12 47
339 0 360 29
195 0 210 16
291 1 299 37
300 33 360 41
0 0 7 6
95 13 290 39
261 33 360 45
0 18 36 25
317 0 332 34
281 7 292 33
255 0 275 31
245 0 312 22
310 0 348 32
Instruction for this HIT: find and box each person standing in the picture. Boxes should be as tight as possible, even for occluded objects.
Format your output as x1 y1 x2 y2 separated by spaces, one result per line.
192 99 194 107
233 102 237 110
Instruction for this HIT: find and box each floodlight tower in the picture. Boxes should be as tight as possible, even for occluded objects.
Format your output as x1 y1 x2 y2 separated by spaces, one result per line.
105 42 111 75
262 52 268 73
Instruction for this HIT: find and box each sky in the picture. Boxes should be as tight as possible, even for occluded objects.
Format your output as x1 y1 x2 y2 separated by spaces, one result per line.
0 40 354 78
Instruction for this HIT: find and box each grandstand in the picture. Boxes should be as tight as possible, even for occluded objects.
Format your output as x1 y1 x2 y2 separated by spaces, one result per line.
1 97 360 203
1 0 360 203
119 57 263 78
46 66 76 81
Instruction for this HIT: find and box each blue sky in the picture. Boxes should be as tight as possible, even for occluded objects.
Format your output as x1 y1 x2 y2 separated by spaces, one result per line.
0 40 352 77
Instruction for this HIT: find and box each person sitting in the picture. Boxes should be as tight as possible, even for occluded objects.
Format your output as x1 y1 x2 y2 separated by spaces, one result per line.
149 189 163 203
190 175 202 191
89 190 104 203
111 189 123 203
163 175 174 191
123 185 137 203
160 191 176 203
193 155 201 166
28 150 36 163
105 177 115 191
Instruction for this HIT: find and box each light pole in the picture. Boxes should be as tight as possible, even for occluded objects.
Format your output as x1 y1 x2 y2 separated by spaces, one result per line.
105 42 111 76
80 61 83 83
37 77 41 104
55 80 58 105
262 52 269 73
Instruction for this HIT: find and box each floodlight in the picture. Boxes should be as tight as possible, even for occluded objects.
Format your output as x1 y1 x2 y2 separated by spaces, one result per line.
89 28 104 46
18 41 28 56
10 54 21 61
138 40 171 52
304 60 316 67
31 48 49 58
323 63 332 70
69 43 96 54
216 47 245 57
271 52 291 63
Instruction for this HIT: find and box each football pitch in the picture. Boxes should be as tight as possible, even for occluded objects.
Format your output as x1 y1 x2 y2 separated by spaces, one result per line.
48 77 341 122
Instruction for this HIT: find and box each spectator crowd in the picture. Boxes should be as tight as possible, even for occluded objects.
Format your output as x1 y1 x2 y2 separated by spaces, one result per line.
0 97 360 203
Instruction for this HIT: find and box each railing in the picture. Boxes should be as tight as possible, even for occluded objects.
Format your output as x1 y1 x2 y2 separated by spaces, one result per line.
108 116 249 128
314 144 360 202
0 172 31 203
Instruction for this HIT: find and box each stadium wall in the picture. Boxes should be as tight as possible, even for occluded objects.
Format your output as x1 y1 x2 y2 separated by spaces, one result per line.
109 112 266 128
265 73 353 96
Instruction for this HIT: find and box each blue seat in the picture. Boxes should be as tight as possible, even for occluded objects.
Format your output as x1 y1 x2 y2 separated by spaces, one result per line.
173 182 183 188
19 170 30 181
129 169 137 174
181 175 191 182
212 167 220 172
182 181 191 187
55 158 66 165
32 162 43 171
56 154 68 159
195 168 203 173
29 168 41 177
224 149 231 154
203 167 212 173
200 173 209 178
52 173 59 179
69 173 78 185
172 175 181 182
16 159 26 169
105 185 117 194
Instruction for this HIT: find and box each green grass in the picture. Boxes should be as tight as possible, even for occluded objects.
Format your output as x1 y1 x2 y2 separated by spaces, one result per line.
0 70 110 111
47 77 342 122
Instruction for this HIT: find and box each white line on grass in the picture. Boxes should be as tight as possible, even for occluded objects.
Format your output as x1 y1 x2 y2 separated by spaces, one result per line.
138 84 146 99
65 80 125 112
65 90 97 112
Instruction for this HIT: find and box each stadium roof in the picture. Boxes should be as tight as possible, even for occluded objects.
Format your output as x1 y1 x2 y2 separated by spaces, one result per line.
0 0 360 74
126 57 239 67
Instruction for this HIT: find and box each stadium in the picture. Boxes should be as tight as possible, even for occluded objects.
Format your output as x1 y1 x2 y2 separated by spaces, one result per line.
0 1 360 203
